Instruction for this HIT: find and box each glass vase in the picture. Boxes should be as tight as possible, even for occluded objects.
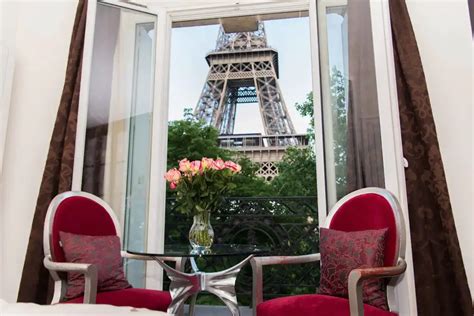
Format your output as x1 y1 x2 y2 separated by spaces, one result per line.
188 211 214 254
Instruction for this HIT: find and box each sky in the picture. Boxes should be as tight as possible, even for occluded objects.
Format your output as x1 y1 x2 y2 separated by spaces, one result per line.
167 14 345 135
326 14 346 75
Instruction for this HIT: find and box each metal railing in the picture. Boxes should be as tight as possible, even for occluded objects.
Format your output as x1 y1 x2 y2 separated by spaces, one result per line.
164 196 320 306
217 134 309 149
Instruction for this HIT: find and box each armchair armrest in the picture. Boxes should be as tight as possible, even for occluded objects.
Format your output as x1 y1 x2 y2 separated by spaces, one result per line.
122 251 187 271
348 258 407 316
250 254 320 315
43 256 98 304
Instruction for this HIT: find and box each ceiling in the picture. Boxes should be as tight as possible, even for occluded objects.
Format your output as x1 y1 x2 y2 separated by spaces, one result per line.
134 0 307 10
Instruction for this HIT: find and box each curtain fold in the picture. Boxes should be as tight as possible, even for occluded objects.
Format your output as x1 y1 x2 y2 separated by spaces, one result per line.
345 0 385 194
17 0 87 304
389 0 472 314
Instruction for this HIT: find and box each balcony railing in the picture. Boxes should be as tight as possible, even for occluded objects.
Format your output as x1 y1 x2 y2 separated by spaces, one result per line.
164 196 320 306
217 134 309 150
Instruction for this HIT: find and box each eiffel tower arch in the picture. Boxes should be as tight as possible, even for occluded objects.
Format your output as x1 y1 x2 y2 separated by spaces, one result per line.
194 21 296 136
194 20 308 180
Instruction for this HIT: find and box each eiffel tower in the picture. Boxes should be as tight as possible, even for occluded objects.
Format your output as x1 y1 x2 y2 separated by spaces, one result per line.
194 20 296 137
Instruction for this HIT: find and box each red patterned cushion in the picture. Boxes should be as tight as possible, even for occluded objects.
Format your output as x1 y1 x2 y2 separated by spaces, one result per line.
319 228 388 310
257 294 397 316
59 231 131 300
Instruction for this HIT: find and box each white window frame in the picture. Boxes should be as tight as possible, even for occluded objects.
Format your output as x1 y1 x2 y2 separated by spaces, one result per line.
369 0 417 314
72 1 417 313
316 0 347 209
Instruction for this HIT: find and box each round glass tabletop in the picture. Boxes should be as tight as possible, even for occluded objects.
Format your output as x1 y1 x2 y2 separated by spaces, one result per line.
127 244 270 258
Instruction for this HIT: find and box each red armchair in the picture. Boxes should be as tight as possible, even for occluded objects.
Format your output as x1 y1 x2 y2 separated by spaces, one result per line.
251 187 407 316
43 191 183 311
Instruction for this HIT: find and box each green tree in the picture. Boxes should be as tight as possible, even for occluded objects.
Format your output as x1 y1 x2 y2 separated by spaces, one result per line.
230 155 275 196
166 116 230 171
295 92 314 142
271 147 317 196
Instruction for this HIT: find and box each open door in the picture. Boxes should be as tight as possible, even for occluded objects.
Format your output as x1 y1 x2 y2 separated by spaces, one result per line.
71 0 159 288
311 0 417 314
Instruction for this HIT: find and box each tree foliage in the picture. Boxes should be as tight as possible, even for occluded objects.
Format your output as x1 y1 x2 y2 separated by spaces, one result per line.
272 147 317 196
230 155 275 196
295 92 314 142
167 117 230 171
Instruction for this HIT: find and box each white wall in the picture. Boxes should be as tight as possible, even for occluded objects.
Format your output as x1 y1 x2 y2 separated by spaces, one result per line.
406 0 474 294
0 0 472 306
0 0 17 302
0 3 16 177
0 0 78 302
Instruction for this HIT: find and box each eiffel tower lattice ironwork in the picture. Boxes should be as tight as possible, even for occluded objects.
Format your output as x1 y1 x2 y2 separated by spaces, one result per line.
194 22 296 137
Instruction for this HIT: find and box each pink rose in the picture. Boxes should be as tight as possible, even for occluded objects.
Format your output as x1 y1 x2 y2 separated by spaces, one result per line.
190 160 202 175
164 168 181 183
212 159 225 170
169 182 177 190
225 160 241 173
178 158 191 173
201 157 214 171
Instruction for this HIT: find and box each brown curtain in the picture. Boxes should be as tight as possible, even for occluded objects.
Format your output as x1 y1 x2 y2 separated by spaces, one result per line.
345 0 385 193
17 0 88 304
389 0 472 315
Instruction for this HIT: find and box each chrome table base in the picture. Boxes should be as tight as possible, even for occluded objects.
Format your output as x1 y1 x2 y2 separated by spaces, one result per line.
153 255 253 316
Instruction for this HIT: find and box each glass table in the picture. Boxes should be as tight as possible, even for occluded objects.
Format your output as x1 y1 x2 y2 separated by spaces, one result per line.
127 244 269 316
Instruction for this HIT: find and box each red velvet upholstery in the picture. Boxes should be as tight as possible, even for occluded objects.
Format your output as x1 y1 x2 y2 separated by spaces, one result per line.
64 288 172 312
329 193 398 266
52 196 117 262
257 294 397 316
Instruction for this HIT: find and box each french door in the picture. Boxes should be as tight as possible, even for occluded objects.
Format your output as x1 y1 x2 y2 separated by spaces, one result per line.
71 1 160 288
72 0 416 313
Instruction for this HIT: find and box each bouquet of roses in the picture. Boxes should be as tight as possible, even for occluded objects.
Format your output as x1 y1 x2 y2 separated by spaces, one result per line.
164 157 241 216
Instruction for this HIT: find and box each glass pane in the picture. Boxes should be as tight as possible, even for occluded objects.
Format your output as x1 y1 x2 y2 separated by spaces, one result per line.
129 244 269 257
81 3 156 287
319 0 385 207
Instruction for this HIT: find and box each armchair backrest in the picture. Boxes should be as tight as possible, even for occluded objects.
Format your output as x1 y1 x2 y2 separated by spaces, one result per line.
324 187 406 266
43 191 121 263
